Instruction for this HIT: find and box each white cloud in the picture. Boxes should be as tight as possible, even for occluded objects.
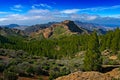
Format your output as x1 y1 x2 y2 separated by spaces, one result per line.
32 3 52 9
40 4 52 8
28 9 50 14
69 14 98 21
0 7 120 25
14 5 23 9
80 14 98 20
10 4 23 12
105 14 120 18
79 5 120 12
61 9 80 14
0 9 99 25
0 18 8 21
0 12 8 14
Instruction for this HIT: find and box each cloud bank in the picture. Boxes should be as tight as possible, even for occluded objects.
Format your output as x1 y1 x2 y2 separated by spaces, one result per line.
0 4 120 25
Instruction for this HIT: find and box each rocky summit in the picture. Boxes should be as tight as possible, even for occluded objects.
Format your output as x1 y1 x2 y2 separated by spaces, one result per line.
30 20 89 38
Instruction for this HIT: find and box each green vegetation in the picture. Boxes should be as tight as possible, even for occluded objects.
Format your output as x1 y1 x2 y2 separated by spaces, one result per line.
0 49 84 80
84 31 102 71
0 34 88 59
54 26 67 35
1 27 120 79
3 70 18 80
1 28 120 59
100 28 120 53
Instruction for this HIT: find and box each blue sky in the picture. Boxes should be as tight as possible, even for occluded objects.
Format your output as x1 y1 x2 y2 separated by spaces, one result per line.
0 0 120 25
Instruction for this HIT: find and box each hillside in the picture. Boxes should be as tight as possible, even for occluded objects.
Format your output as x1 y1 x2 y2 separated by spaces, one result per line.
56 68 120 80
1 23 120 80
30 20 89 38
0 27 25 36
1 24 20 28
24 22 58 35
74 21 107 34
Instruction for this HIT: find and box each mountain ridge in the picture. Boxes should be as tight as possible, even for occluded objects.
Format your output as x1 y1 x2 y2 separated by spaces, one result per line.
30 20 90 38
0 27 25 36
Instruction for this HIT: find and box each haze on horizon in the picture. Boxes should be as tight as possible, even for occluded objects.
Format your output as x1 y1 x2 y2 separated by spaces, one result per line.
0 0 120 25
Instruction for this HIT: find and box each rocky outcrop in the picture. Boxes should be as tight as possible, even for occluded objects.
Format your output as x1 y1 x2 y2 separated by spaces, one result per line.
56 68 120 80
30 20 89 38
24 22 57 35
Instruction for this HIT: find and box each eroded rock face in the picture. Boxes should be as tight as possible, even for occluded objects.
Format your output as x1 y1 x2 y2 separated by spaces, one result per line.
30 20 89 39
105 68 120 79
56 68 120 80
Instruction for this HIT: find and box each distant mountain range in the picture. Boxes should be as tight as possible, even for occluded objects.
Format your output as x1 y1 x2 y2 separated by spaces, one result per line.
74 20 120 31
0 27 25 36
0 20 120 38
0 24 27 30
24 22 58 35
1 20 119 32
1 24 19 28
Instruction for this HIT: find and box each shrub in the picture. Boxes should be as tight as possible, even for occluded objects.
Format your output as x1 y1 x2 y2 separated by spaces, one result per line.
0 49 7 56
3 70 18 80
0 62 6 72
108 60 118 65
117 53 120 60
49 65 70 80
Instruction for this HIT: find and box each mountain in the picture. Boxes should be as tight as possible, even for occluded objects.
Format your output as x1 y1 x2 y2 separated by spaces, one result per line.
24 22 58 35
74 21 107 31
2 24 20 28
0 24 28 30
30 20 89 39
0 27 25 36
74 20 120 31
74 21 113 34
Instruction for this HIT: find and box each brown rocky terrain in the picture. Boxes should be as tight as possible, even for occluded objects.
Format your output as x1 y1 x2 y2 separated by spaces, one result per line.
56 68 120 80
30 20 89 38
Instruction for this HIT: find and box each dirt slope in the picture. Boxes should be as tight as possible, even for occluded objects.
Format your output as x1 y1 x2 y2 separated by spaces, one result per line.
56 68 120 80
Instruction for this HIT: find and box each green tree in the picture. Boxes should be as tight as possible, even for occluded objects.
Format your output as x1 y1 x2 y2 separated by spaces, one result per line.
84 31 102 71
3 70 18 80
111 28 120 53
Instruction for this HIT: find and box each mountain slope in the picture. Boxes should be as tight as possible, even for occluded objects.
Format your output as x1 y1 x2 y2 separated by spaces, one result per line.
74 21 107 30
6 24 20 28
0 27 25 36
30 20 89 39
74 21 108 34
56 68 120 80
24 22 58 35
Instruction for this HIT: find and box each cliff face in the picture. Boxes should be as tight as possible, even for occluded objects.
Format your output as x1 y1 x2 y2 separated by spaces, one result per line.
56 68 120 80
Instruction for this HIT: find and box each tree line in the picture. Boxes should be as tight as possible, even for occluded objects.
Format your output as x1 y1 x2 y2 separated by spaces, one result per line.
0 28 120 59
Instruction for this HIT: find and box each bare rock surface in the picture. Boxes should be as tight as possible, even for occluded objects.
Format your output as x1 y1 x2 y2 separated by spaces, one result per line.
56 68 120 80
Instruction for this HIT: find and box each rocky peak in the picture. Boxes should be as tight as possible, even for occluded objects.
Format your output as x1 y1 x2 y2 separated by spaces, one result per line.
30 20 89 39
62 20 88 33
62 20 74 24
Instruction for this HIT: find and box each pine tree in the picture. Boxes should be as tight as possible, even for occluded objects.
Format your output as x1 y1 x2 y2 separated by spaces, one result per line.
111 28 120 53
84 31 102 71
